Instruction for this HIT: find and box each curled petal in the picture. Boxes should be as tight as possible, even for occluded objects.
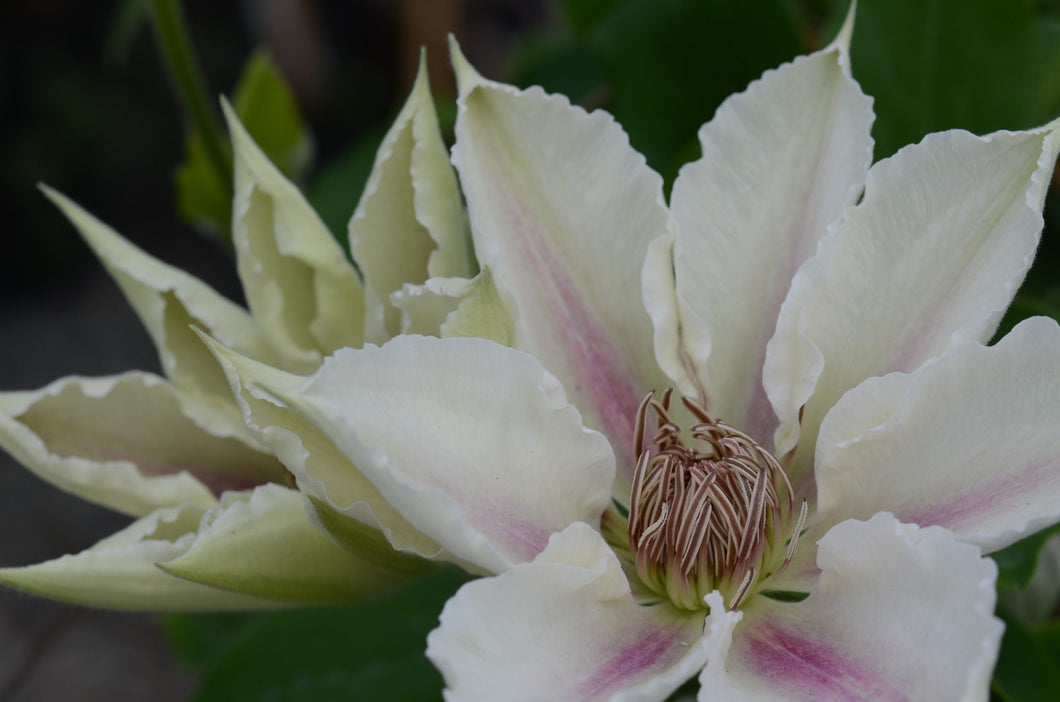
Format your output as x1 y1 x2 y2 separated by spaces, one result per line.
42 187 275 422
0 372 285 516
663 16 872 446
226 102 365 370
450 38 670 498
284 335 616 574
815 316 1060 552
199 332 441 565
0 503 281 611
699 513 1001 702
160 484 421 604
766 120 1060 483
427 523 714 702
350 52 470 342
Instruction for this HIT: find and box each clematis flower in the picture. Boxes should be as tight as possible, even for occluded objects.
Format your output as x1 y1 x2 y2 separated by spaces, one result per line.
0 56 472 609
204 13 1060 700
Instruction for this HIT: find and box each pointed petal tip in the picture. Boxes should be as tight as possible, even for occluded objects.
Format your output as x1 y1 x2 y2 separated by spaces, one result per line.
827 0 857 56
448 34 483 96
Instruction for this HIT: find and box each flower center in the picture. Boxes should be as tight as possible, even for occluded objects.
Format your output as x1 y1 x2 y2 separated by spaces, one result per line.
627 390 806 611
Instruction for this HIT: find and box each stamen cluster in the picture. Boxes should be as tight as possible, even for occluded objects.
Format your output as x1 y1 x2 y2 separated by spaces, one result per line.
627 391 806 611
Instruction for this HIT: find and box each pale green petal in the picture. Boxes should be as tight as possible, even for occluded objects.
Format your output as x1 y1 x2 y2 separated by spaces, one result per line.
0 372 286 517
225 102 365 370
42 187 274 426
197 331 442 565
450 38 670 497
350 52 471 342
389 278 465 337
663 19 872 447
389 271 512 343
161 484 425 603
0 503 283 611
765 120 1060 480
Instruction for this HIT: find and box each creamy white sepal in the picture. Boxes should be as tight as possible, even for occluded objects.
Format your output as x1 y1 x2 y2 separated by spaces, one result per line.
42 187 274 425
289 335 616 574
0 372 285 517
160 484 417 603
427 522 714 702
449 38 670 497
664 16 872 447
225 102 364 371
766 120 1060 476
350 52 470 343
198 331 442 563
0 502 283 611
698 513 1001 702
814 316 1060 552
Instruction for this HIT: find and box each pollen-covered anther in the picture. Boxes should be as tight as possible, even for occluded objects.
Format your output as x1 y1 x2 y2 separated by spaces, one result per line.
627 390 806 611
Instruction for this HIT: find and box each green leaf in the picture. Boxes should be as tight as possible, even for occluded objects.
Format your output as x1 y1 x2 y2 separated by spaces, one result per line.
174 49 312 237
160 611 255 669
190 567 471 702
992 607 1060 702
232 50 314 184
993 523 1060 591
852 0 1060 160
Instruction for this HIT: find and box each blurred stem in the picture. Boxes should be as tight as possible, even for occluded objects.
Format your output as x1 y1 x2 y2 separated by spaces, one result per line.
147 0 233 189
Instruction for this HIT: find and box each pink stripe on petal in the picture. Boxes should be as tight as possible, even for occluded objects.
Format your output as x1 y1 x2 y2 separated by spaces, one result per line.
741 623 909 702
498 187 641 472
576 629 682 700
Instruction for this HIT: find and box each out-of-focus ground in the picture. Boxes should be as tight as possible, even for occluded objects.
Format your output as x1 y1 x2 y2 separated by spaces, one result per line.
0 1 544 698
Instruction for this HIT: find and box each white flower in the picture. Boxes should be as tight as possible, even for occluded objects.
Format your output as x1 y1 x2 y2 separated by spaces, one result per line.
0 57 470 609
211 13 1060 698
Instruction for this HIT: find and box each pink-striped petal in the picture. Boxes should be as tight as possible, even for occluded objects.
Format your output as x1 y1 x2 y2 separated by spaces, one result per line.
450 40 671 499
814 316 1060 552
699 513 1001 702
765 121 1060 488
427 522 714 702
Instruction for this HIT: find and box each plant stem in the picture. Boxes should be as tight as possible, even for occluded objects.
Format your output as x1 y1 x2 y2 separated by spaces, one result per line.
147 0 232 188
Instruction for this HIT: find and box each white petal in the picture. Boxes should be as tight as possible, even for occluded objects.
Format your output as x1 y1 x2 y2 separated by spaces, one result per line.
664 26 872 446
699 513 1001 702
226 102 365 370
42 187 275 425
814 316 1060 552
427 523 713 702
0 503 282 611
350 53 471 342
198 332 442 564
450 39 670 497
160 484 423 603
0 372 286 517
766 121 1060 474
289 335 616 574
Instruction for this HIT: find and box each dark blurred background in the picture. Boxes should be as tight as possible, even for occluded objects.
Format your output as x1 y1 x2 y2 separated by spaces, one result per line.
3 0 1060 699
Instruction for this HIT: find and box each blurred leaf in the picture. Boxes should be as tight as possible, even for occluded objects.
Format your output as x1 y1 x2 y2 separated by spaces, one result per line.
993 523 1060 591
160 611 255 669
191 567 470 702
852 0 1060 160
562 0 627 33
175 132 231 234
580 0 804 185
233 50 314 184
993 607 1060 702
1038 622 1060 669
175 49 312 237
105 0 149 65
